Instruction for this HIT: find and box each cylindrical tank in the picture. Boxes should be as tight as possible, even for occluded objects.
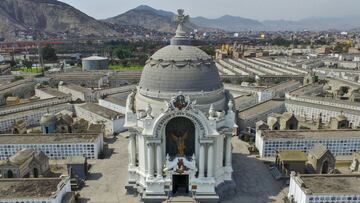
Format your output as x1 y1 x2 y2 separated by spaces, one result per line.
82 56 109 71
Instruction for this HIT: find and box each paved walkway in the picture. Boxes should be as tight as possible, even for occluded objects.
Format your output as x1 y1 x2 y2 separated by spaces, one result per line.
79 132 140 203
224 138 287 203
79 133 287 203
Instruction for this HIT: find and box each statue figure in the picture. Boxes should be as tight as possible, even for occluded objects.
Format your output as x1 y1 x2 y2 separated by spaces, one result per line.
146 103 152 118
126 89 136 113
170 132 188 156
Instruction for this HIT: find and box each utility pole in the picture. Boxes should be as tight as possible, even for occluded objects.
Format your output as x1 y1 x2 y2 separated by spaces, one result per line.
37 43 44 76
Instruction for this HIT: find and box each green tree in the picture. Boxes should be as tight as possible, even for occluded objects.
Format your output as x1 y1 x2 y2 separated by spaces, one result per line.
41 45 58 61
200 46 215 56
115 48 133 59
23 60 33 69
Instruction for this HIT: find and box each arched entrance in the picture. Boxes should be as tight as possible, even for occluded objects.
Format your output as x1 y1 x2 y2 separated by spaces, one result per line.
165 117 195 158
7 170 13 178
321 160 329 174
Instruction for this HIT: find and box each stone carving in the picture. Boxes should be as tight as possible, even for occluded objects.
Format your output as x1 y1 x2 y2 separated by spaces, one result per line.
126 89 136 113
228 100 234 111
164 94 196 112
175 9 189 29
175 158 187 174
146 103 152 118
170 132 188 156
209 104 216 118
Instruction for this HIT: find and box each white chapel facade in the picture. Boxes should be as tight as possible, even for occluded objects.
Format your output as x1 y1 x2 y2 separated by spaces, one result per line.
124 9 237 203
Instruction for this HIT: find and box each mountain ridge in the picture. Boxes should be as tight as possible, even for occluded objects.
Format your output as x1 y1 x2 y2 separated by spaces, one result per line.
0 0 118 39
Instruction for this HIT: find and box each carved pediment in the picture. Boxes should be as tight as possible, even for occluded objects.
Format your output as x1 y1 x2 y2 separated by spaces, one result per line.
164 155 197 173
164 94 196 112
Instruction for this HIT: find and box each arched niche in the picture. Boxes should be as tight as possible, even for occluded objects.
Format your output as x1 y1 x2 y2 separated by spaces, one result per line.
165 117 195 158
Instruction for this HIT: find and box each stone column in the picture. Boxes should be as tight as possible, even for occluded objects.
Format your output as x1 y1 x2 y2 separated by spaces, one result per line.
147 143 154 178
199 144 205 178
207 144 214 177
156 144 162 178
129 134 136 167
225 135 232 167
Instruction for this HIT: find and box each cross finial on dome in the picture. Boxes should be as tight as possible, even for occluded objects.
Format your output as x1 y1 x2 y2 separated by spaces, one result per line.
171 9 191 45
174 9 189 38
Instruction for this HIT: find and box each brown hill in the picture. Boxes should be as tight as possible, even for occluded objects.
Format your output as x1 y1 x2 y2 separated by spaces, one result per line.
104 5 208 33
0 0 118 39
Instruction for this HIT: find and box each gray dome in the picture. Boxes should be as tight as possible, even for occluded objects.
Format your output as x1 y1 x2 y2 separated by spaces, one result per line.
139 45 222 93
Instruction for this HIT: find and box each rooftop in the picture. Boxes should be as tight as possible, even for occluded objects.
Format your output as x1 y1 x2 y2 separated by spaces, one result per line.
37 87 70 98
239 99 285 118
0 133 100 145
60 83 92 93
0 178 66 198
104 96 127 106
309 144 329 159
82 56 108 61
0 103 72 120
0 97 67 112
296 174 360 194
77 103 123 120
277 150 307 161
0 80 33 92
288 84 323 97
261 129 360 139
67 156 86 164
285 100 360 115
265 80 300 91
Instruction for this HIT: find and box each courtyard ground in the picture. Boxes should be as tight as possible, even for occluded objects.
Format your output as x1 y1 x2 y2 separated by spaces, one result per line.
78 132 287 203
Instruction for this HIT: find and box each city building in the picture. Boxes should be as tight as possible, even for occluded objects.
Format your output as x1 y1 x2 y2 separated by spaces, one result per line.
58 82 134 103
35 85 71 100
238 99 285 135
98 96 127 114
0 177 72 203
0 133 103 160
255 129 360 157
75 103 125 134
0 102 74 133
0 97 71 116
124 10 237 202
288 173 360 203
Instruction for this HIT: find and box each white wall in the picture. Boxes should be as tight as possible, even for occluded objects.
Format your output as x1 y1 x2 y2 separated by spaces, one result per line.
98 99 126 114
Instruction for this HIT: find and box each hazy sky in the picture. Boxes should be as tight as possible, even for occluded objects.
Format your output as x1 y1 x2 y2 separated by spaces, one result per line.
59 0 360 21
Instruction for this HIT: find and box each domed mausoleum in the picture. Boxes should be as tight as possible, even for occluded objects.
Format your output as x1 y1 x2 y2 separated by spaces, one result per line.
125 9 237 203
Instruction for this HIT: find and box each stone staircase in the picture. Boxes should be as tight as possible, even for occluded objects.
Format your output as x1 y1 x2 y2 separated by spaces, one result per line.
164 195 198 203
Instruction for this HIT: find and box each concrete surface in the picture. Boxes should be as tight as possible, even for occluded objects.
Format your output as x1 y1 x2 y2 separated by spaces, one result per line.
78 132 287 203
